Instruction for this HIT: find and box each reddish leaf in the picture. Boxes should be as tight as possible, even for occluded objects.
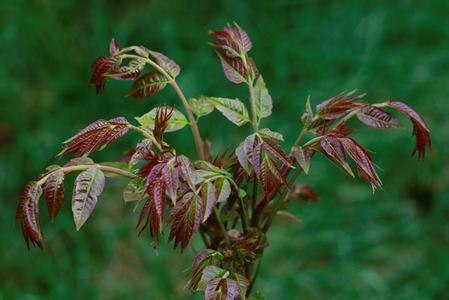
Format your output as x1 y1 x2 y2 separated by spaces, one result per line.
320 135 354 176
16 182 43 249
202 182 217 223
127 71 169 98
190 250 223 290
340 137 382 189
109 38 120 55
288 183 319 202
262 138 293 168
388 101 431 159
209 23 252 56
291 146 312 174
252 142 262 179
44 169 65 221
316 92 362 120
168 192 203 250
149 50 181 78
60 117 129 157
89 55 121 94
356 105 401 129
129 139 153 166
153 106 174 143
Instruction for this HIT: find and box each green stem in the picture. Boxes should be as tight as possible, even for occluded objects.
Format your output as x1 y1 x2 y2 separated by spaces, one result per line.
238 196 249 232
128 125 163 151
37 164 137 185
144 58 205 159
214 208 230 246
247 81 258 132
247 257 263 296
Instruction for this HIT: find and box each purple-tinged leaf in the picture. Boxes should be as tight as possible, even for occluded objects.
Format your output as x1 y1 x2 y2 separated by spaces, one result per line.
127 71 170 98
291 146 311 174
388 101 431 159
340 137 382 189
72 167 105 230
356 105 401 129
60 117 129 157
149 50 181 78
252 142 263 179
44 169 65 221
168 192 203 250
202 182 217 222
262 138 294 168
288 183 319 202
316 91 362 120
109 38 120 55
235 134 256 174
320 135 354 176
129 139 153 166
16 182 43 249
190 250 223 290
216 178 231 203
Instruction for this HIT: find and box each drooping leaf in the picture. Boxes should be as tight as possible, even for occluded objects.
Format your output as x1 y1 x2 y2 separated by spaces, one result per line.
235 134 256 174
202 182 217 223
288 183 319 202
208 97 250 126
339 137 382 189
262 138 293 168
254 76 272 120
90 55 121 94
72 167 105 230
44 169 65 221
149 50 181 78
168 192 203 250
16 182 43 248
60 117 129 157
136 106 188 132
127 71 170 98
197 265 227 291
388 101 431 159
106 58 145 81
189 96 215 119
190 250 224 290
216 178 231 203
291 146 311 174
356 105 401 129
320 135 354 176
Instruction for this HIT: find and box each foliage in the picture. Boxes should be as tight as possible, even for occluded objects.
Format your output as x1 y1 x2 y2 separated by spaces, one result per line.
15 23 431 299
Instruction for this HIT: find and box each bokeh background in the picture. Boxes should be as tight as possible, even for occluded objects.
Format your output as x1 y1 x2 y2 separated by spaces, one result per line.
1 0 448 299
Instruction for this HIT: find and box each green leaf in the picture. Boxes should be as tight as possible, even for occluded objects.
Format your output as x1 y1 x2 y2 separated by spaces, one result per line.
254 76 272 120
127 71 170 98
291 146 311 174
189 96 215 119
136 106 189 132
207 97 250 126
123 179 145 203
72 167 105 230
197 266 227 290
258 128 284 141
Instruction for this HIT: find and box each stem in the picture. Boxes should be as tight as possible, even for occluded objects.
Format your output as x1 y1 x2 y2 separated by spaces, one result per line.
170 81 205 159
128 125 163 151
37 164 138 185
238 196 249 232
247 258 262 296
247 81 258 132
260 126 309 233
262 167 301 233
144 58 205 159
214 208 230 246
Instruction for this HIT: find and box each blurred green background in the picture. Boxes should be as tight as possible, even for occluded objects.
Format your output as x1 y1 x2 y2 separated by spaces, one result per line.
1 0 448 299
